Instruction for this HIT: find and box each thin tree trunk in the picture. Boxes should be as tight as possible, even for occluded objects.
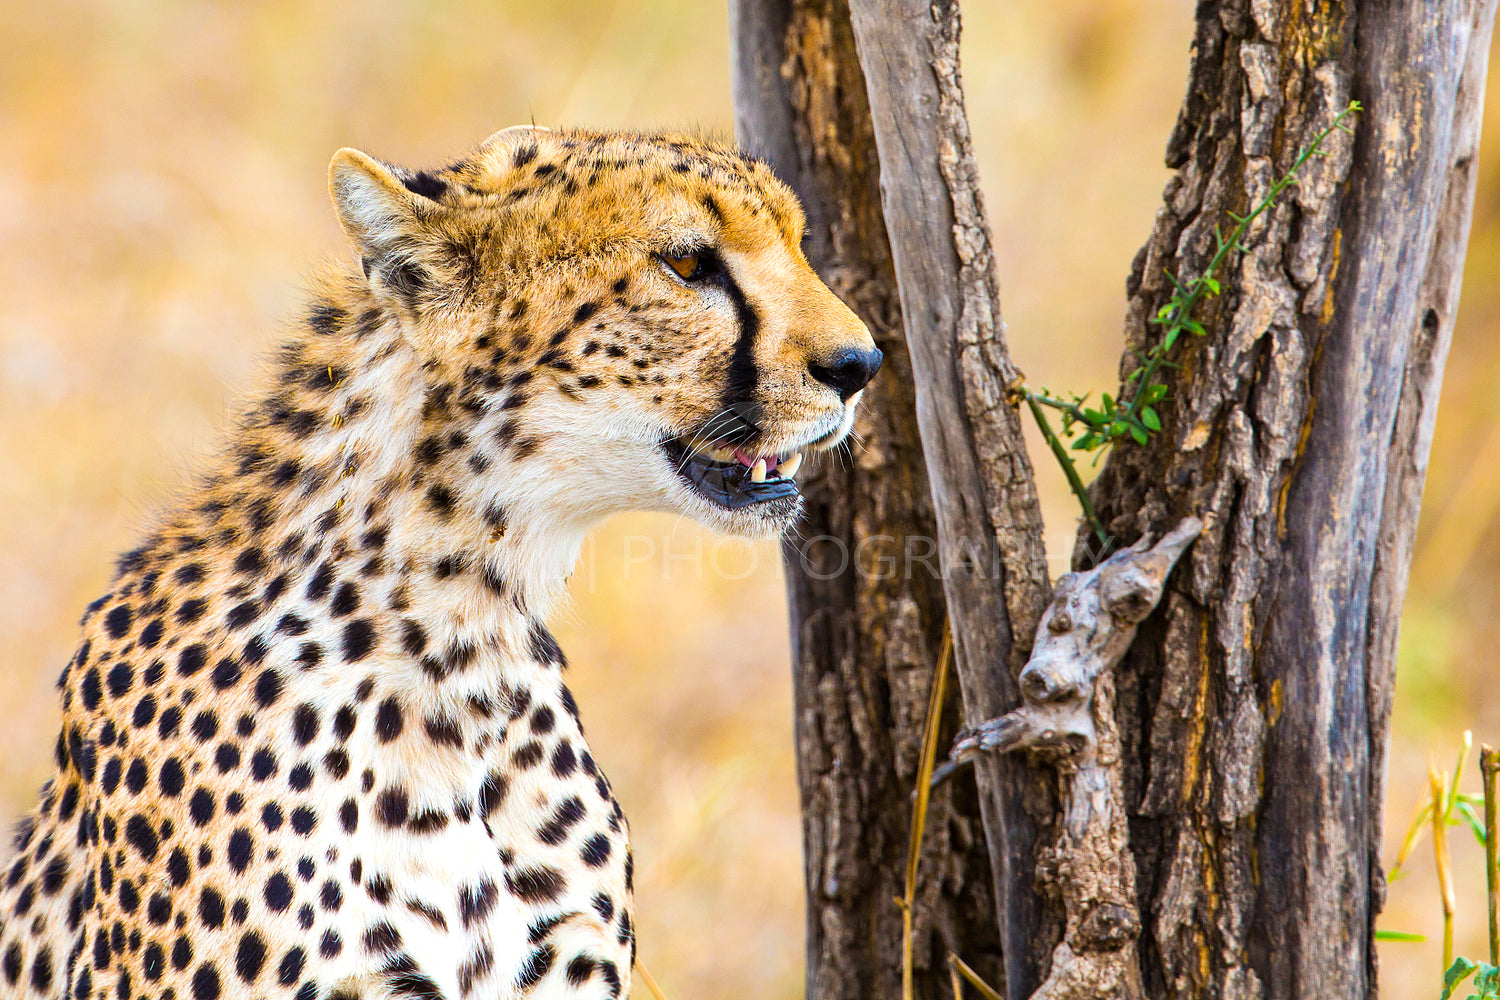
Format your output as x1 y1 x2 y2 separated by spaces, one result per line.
730 3 1004 997
1081 2 1499 998
839 1 1057 994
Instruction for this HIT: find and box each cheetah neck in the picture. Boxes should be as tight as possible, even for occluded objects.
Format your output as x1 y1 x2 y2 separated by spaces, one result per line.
134 277 592 695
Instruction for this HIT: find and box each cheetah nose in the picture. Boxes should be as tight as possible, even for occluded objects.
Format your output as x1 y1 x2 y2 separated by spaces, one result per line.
810 346 883 401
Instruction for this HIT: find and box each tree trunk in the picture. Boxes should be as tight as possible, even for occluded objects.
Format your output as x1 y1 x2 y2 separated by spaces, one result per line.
729 3 1005 997
1080 2 1498 997
734 0 1498 997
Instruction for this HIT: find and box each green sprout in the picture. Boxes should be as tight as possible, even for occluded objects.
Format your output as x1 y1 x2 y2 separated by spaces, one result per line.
1019 100 1362 550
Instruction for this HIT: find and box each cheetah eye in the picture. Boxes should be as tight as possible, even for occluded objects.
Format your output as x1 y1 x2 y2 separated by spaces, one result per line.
661 251 714 283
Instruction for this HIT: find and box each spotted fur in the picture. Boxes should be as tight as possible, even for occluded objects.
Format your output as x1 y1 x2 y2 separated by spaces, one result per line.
0 126 877 1000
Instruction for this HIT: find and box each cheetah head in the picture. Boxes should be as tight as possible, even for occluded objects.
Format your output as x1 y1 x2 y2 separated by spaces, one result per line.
328 126 879 540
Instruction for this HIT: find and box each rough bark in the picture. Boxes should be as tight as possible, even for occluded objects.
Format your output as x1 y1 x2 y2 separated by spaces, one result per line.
839 1 1058 994
730 3 1004 997
1081 2 1500 998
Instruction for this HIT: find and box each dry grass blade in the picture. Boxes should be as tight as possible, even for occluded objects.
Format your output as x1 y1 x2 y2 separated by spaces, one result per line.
902 626 954 1000
1390 794 1435 881
1433 765 1457 970
635 959 669 1000
1482 744 1500 965
948 952 1005 1000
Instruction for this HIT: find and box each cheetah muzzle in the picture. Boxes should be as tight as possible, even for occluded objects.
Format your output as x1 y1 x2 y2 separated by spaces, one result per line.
0 125 880 1000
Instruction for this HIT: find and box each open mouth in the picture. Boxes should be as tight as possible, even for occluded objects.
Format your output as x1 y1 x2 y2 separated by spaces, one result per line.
661 439 805 510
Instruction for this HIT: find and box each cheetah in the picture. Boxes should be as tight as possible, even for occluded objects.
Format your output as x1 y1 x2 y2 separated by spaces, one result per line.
0 125 880 1000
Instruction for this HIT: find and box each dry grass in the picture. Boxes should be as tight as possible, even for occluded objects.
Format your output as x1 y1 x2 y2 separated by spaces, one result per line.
1 3 1498 997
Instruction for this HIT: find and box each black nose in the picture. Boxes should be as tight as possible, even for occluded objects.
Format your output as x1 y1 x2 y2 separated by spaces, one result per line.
810 346 883 401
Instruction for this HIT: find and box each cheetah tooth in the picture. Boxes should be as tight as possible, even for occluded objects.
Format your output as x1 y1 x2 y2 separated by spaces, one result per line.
780 452 803 478
750 458 768 483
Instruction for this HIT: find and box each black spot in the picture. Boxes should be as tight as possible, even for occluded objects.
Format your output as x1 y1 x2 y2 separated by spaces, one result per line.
426 483 457 518
124 815 159 861
530 706 555 735
276 947 305 986
505 865 565 903
515 945 555 990
177 643 207 677
342 619 377 662
227 828 254 873
478 770 509 818
264 873 293 913
551 742 578 777
292 704 320 745
254 668 283 707
167 847 190 886
189 788 215 826
211 658 242 690
324 748 351 779
29 948 53 993
566 955 598 987
157 705 182 740
290 807 317 835
331 581 360 617
537 796 586 845
459 879 498 928
261 803 284 832
513 742 544 768
306 562 335 601
400 620 427 656
215 743 241 773
527 621 565 667
402 171 447 201
375 698 404 742
250 749 278 781
190 710 218 741
158 759 185 797
572 301 598 324
407 810 448 834
580 834 612 868
104 605 134 639
334 705 357 740
376 788 409 827
276 613 309 636
106 662 135 698
175 597 207 625
132 694 158 729
235 932 267 984
364 921 401 954
288 763 314 791
423 716 462 748
198 887 226 929
225 601 260 631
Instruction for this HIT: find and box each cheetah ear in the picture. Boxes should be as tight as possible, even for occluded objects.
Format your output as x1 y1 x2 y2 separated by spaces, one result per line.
328 148 439 307
475 124 553 170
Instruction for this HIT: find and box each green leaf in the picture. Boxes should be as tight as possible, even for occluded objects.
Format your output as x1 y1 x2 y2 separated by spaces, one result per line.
1455 800 1489 847
1101 393 1115 412
1145 383 1170 404
1082 409 1106 425
1444 957 1480 1000
1130 424 1149 445
1142 407 1161 432
1184 319 1207 337
1203 276 1221 295
1373 929 1425 942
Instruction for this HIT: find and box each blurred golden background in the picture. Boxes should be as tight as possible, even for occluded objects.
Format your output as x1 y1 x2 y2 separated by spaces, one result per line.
0 2 1495 996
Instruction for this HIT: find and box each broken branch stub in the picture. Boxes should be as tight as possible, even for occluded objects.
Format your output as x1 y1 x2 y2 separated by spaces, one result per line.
938 516 1202 1000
